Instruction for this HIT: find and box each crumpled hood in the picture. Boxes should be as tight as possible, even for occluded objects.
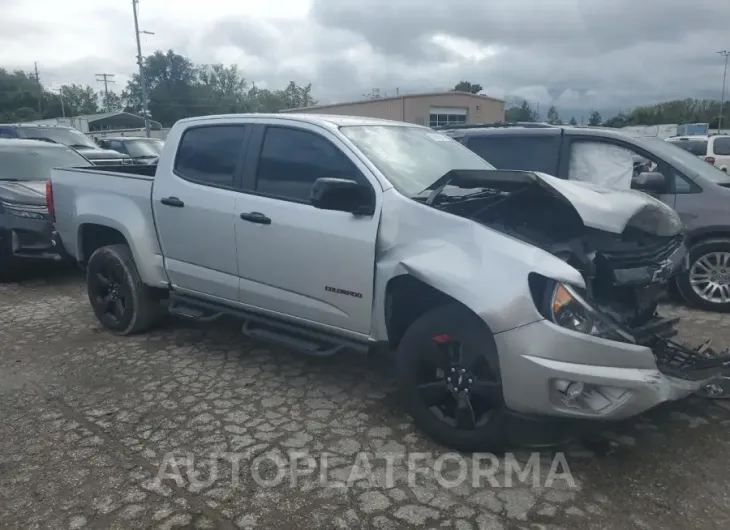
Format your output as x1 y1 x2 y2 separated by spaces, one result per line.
0 180 47 206
530 171 682 236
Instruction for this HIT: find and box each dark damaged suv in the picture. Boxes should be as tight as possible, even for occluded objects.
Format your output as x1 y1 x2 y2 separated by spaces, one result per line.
442 125 730 312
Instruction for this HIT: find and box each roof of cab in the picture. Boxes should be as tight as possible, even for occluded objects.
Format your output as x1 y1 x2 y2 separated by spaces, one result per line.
176 113 422 129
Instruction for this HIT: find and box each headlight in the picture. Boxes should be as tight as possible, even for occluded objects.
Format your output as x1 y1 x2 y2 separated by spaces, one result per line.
0 201 48 220
548 283 598 334
535 278 634 342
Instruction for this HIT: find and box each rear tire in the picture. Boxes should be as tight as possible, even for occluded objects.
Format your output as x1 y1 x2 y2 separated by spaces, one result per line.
396 303 506 452
86 244 164 335
676 239 730 312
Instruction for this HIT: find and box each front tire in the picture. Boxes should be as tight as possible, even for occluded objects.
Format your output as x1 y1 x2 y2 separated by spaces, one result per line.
396 303 506 452
677 239 730 312
86 244 163 335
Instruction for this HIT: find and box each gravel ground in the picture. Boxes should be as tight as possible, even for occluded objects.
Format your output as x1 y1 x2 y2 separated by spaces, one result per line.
2 268 730 530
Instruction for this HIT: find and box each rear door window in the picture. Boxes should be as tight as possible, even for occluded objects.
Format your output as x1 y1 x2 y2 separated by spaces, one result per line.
465 135 560 175
712 137 730 156
174 125 247 188
670 139 708 156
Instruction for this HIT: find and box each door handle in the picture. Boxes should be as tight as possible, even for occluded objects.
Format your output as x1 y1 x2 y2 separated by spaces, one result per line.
240 212 271 225
160 197 184 207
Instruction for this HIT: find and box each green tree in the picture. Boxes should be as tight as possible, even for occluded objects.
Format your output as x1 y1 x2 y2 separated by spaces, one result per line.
2 51 317 126
99 90 123 112
246 85 288 113
603 112 628 128
452 81 483 94
568 116 578 125
198 63 249 112
588 110 602 126
546 105 562 125
59 84 99 116
0 68 44 122
504 100 539 122
122 49 206 125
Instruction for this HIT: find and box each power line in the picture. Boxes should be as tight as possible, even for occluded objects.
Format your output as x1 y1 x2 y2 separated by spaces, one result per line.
95 73 116 111
132 0 153 137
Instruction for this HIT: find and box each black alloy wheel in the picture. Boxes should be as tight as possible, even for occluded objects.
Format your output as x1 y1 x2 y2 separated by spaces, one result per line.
397 303 506 452
417 334 502 430
86 244 163 335
88 258 130 327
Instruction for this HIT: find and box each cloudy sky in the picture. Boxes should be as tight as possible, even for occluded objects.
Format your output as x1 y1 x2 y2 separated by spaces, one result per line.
1 0 728 117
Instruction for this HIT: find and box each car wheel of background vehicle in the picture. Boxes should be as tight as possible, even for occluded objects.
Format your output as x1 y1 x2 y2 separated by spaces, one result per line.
677 239 730 312
86 244 163 335
396 303 506 452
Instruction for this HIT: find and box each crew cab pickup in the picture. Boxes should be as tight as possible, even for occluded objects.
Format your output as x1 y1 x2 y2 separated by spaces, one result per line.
49 114 729 451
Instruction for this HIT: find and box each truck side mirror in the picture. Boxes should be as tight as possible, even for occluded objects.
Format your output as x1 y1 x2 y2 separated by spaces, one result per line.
310 177 374 215
633 171 667 193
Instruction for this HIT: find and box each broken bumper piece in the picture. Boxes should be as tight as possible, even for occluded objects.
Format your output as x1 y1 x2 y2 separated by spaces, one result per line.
494 317 730 420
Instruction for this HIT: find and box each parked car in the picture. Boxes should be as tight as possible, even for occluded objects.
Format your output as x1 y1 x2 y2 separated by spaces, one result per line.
98 137 163 164
0 139 92 275
666 135 730 172
0 124 131 166
49 114 725 451
442 125 730 313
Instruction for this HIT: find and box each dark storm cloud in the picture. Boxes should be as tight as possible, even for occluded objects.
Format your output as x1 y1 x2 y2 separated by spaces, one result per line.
2 0 729 113
301 0 730 109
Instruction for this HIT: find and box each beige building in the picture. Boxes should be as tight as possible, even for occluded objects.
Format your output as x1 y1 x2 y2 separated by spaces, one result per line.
280 91 505 127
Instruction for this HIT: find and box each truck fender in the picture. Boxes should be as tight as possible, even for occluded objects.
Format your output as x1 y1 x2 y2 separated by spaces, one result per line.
74 196 166 287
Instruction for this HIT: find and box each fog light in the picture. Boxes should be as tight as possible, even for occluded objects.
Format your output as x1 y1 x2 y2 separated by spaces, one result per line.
565 382 585 400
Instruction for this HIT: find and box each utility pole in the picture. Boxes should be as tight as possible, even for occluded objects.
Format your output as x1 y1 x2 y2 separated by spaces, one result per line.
95 73 116 111
132 0 153 137
34 62 42 114
56 88 66 118
718 50 730 132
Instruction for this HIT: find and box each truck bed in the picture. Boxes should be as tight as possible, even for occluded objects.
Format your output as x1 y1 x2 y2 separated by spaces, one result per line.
50 165 168 288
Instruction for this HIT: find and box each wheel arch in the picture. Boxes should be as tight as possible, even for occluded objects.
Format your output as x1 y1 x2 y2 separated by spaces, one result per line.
685 227 730 248
385 274 486 348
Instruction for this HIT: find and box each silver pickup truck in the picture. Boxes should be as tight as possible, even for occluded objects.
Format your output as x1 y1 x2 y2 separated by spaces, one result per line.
49 113 728 451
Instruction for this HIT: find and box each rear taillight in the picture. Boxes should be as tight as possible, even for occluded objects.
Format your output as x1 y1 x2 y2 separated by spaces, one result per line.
46 180 55 222
706 156 716 165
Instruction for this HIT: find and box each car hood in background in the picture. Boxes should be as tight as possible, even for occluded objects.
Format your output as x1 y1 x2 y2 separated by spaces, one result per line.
0 180 47 206
75 147 131 160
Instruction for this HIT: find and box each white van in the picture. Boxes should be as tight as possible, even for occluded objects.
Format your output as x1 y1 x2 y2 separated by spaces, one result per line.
666 135 730 172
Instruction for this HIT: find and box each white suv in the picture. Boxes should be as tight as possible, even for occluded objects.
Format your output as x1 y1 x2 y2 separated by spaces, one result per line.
667 134 730 172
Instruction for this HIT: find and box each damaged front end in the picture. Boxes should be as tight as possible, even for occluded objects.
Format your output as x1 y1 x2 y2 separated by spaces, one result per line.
425 169 730 394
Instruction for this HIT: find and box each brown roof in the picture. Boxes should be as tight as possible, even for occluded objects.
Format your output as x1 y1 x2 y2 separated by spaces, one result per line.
279 90 505 113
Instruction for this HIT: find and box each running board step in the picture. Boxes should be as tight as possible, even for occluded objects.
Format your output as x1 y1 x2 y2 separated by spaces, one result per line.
168 299 224 322
167 292 368 357
242 321 346 357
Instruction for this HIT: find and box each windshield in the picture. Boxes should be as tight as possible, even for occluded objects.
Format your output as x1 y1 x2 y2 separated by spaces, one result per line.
0 145 91 181
339 125 494 196
639 137 730 184
16 126 97 149
126 139 163 157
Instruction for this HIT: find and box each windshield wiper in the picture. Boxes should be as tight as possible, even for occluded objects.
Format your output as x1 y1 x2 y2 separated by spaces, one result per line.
0 178 20 181
69 143 94 149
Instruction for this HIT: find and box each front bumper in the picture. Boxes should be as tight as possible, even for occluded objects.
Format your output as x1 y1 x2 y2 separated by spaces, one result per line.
0 212 64 264
495 318 719 420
